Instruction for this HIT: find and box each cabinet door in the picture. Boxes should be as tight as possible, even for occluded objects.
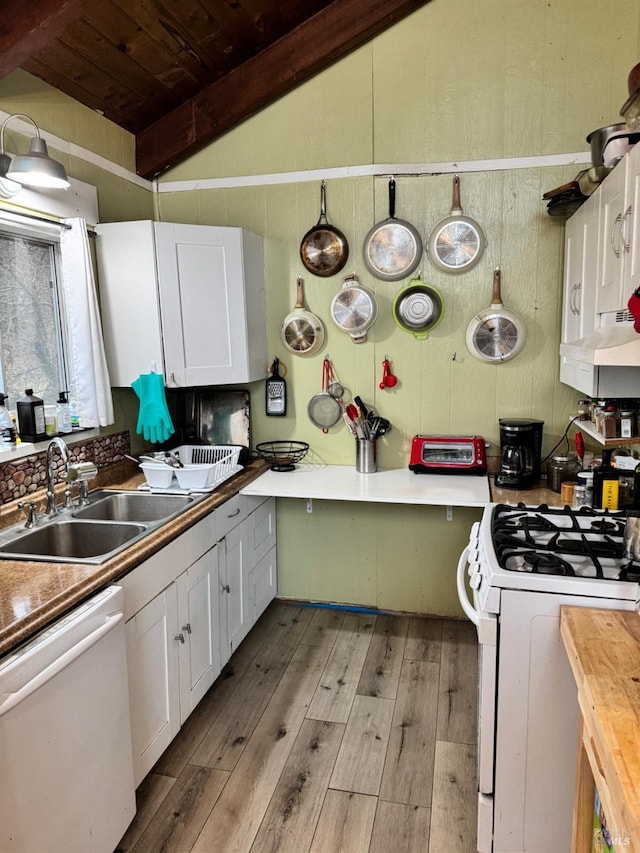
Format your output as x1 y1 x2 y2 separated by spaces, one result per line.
219 519 249 660
125 584 180 786
249 545 277 624
176 545 220 723
155 223 265 386
247 496 276 565
623 141 640 296
562 196 598 343
597 158 628 315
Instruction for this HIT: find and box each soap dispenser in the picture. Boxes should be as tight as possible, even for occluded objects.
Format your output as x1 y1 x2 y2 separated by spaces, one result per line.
0 394 16 445
56 391 72 434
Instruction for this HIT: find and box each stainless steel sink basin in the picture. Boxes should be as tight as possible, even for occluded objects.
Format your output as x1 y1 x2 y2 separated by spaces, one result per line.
72 491 196 523
0 520 146 562
0 489 207 564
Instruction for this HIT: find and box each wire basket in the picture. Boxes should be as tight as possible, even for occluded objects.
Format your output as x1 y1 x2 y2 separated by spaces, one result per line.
256 441 309 472
172 445 241 489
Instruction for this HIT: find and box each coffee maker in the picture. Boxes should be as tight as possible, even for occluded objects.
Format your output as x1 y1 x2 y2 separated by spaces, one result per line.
495 418 544 489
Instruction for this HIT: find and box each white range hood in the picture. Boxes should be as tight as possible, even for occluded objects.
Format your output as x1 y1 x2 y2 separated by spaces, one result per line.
560 322 640 366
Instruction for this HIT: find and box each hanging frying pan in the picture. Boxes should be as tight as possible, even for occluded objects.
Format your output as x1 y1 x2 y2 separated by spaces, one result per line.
280 276 325 357
427 175 486 274
300 180 349 277
466 267 526 363
363 178 423 281
330 272 378 344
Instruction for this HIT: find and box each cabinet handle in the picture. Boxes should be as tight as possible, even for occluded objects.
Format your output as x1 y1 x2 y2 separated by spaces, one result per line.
611 212 623 258
181 623 192 634
623 204 633 253
221 584 231 593
570 282 581 315
227 508 241 518
174 633 185 644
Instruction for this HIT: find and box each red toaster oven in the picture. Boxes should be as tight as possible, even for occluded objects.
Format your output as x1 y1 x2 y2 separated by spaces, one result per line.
409 435 487 475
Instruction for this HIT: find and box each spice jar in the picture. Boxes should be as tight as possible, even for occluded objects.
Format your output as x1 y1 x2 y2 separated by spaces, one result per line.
576 471 593 507
573 483 588 509
547 454 581 493
601 409 620 439
577 400 591 422
620 409 636 439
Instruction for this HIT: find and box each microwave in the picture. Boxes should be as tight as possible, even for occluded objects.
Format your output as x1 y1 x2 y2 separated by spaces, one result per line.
409 435 487 475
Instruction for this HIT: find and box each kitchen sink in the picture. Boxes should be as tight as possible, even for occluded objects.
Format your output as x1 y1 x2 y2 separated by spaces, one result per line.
0 520 147 562
0 489 208 564
72 491 196 523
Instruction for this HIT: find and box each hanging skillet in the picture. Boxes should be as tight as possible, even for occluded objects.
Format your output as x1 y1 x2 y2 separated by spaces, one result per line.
330 272 378 344
427 174 486 274
363 178 422 281
280 276 325 357
300 180 349 277
466 267 526 363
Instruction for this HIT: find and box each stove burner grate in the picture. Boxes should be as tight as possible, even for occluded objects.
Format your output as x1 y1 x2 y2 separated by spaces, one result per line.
492 503 629 581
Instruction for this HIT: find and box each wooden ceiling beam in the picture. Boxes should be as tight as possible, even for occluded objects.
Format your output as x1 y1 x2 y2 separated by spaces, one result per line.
136 0 431 178
0 0 94 79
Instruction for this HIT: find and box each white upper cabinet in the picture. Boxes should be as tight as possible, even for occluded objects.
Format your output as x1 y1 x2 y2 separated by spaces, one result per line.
95 220 267 387
561 190 600 345
596 142 640 316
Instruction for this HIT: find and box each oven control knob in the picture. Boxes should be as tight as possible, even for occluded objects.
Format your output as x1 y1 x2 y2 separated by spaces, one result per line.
469 572 482 590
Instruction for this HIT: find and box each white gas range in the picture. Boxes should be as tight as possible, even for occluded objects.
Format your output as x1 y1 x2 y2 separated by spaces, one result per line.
457 501 640 853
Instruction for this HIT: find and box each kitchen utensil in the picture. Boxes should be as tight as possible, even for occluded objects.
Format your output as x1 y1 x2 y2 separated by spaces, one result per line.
330 272 378 343
300 180 349 277
586 122 640 169
355 439 377 473
307 356 343 432
280 276 325 357
266 356 287 416
363 178 422 281
427 175 485 274
369 416 391 439
466 267 526 363
392 276 444 340
255 440 309 471
345 403 365 438
379 356 397 389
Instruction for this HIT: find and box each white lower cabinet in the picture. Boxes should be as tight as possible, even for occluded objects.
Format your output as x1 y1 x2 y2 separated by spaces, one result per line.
121 494 276 787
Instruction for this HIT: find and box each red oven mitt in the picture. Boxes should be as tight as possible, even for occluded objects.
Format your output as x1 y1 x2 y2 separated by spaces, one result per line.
628 288 640 332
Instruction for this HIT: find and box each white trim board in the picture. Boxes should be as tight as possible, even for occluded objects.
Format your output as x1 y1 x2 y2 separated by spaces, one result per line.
157 151 592 193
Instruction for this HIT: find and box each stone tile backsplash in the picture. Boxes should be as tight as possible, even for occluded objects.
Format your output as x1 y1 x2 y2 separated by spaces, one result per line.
0 431 130 505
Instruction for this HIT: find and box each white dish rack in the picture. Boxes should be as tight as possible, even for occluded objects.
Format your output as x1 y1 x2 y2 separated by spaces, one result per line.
140 445 242 493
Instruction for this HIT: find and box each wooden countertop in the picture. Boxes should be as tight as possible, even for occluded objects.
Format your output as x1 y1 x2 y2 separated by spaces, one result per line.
0 459 268 657
560 606 640 848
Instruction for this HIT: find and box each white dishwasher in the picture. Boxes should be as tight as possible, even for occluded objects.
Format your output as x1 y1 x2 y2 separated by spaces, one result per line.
0 585 136 853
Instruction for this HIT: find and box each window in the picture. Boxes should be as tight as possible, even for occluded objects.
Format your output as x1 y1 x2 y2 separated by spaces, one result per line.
0 229 69 409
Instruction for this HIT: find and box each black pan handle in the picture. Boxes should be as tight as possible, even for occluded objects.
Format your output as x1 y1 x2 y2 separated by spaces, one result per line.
388 178 396 219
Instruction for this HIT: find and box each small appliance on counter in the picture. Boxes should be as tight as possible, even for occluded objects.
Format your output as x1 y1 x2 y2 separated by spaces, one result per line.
409 435 487 475
495 418 544 489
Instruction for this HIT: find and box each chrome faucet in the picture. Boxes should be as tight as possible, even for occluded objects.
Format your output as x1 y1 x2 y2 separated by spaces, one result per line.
46 436 70 516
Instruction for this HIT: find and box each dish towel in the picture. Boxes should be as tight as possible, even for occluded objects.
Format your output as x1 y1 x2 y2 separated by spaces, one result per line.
132 373 175 444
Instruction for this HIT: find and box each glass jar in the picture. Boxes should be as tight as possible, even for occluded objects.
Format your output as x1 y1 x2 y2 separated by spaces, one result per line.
576 471 594 507
573 483 589 509
577 400 591 422
547 454 580 493
601 410 620 439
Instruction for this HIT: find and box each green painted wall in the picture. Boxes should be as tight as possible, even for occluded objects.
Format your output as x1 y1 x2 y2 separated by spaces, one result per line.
0 1 639 615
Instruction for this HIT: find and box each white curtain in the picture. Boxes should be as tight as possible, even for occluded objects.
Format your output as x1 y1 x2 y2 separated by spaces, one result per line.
60 217 114 427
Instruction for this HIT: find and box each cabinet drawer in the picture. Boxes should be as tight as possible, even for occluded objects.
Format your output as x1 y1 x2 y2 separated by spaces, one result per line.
216 494 248 540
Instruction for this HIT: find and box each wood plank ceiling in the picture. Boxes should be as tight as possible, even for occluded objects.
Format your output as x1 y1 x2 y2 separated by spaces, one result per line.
0 0 431 179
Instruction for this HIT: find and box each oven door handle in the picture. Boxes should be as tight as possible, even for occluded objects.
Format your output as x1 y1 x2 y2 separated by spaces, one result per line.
457 546 479 626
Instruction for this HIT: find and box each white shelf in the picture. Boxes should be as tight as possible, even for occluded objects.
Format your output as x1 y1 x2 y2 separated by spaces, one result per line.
240 464 491 507
574 420 640 447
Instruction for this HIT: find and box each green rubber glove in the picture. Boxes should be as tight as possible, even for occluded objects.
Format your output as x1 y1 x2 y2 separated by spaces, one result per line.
131 373 175 444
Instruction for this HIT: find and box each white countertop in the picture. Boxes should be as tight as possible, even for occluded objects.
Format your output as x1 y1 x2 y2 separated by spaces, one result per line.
239 464 491 507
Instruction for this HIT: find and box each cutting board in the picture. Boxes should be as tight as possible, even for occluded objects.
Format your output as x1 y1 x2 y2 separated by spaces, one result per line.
196 390 251 463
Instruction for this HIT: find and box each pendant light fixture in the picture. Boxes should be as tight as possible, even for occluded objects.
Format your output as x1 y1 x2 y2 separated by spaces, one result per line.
0 114 70 191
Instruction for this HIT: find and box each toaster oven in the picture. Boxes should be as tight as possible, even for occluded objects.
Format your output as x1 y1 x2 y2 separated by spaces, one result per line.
409 434 487 475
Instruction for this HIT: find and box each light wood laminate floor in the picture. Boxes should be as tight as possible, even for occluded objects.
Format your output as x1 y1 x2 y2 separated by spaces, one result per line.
115 601 478 853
